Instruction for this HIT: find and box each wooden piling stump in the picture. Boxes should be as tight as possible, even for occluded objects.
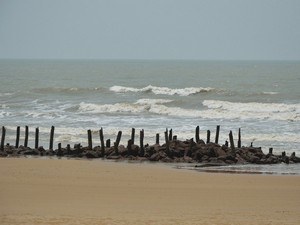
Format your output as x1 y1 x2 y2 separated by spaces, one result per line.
15 126 20 148
131 128 135 145
238 128 241 148
206 130 210 144
49 126 55 150
229 130 235 150
87 129 92 150
24 126 29 147
140 129 144 157
35 127 39 149
156 133 159 145
1 126 6 150
195 126 200 143
168 129 172 141
99 127 105 156
215 125 220 144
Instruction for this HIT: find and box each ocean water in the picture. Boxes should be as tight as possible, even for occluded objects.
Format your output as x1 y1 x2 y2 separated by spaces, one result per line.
0 59 299 172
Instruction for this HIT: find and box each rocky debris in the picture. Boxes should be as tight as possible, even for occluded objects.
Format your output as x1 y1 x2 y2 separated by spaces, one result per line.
0 139 299 165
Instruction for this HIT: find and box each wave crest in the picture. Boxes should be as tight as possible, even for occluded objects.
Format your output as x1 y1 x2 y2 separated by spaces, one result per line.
202 100 300 121
109 85 214 96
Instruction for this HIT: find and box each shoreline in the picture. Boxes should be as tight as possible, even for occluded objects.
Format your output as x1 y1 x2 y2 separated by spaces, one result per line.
3 155 300 176
1 157 300 225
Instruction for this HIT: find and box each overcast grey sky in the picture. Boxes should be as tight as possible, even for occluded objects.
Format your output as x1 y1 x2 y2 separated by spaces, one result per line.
0 0 299 60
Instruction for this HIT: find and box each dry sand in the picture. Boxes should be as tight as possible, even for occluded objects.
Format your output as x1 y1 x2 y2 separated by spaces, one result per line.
0 157 299 225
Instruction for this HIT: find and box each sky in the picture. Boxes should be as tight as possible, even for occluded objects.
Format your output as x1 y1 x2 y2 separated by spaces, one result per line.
0 0 300 60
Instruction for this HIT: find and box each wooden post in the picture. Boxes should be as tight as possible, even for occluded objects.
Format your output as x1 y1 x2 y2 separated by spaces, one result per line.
173 135 177 141
140 129 144 157
215 125 220 144
238 128 241 148
49 126 55 150
195 126 200 143
67 144 71 154
156 133 159 145
24 126 29 147
116 131 122 147
35 127 39 149
164 129 169 152
87 129 92 150
229 130 235 150
127 139 133 156
168 129 172 141
269 148 273 155
106 139 111 148
206 130 210 144
1 126 6 150
57 143 62 156
15 126 20 148
99 128 105 156
131 128 135 145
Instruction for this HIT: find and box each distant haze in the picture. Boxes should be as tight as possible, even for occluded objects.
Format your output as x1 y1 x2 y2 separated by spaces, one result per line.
0 0 300 60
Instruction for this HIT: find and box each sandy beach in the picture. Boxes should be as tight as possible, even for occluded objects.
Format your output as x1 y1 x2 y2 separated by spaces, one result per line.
0 157 299 225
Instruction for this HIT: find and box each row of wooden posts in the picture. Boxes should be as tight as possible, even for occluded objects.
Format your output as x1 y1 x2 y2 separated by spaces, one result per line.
0 125 242 152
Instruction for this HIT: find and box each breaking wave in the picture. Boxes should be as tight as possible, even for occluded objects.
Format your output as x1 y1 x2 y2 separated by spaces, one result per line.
109 85 215 96
78 99 300 121
202 100 300 121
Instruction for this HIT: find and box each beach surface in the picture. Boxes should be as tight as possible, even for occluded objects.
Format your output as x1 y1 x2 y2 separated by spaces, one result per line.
0 158 299 225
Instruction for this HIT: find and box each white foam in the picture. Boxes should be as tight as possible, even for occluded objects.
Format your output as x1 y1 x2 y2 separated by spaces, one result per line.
0 92 14 97
262 91 279 95
109 85 214 96
78 99 173 114
77 99 300 122
202 100 300 121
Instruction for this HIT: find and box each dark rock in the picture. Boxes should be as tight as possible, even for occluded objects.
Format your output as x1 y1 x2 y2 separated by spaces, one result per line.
0 151 8 157
23 149 40 155
149 151 167 161
290 156 300 163
85 151 99 158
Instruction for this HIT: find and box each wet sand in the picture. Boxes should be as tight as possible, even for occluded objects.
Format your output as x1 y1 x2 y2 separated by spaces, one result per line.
0 157 300 225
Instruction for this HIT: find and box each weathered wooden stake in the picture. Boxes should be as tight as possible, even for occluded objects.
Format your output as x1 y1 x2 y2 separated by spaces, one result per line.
116 131 122 147
57 143 62 156
173 135 177 141
164 129 170 152
1 126 6 150
131 128 135 145
206 130 210 144
140 129 144 156
127 139 133 156
66 144 70 154
229 130 235 150
99 128 105 155
238 128 241 148
87 129 92 150
15 126 20 148
215 125 220 144
106 139 111 148
35 127 39 149
156 133 160 145
49 126 55 150
269 148 273 155
168 129 172 141
195 126 200 143
24 126 29 147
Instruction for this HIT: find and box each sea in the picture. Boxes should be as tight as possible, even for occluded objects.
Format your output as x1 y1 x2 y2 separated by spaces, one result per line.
1 59 299 174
